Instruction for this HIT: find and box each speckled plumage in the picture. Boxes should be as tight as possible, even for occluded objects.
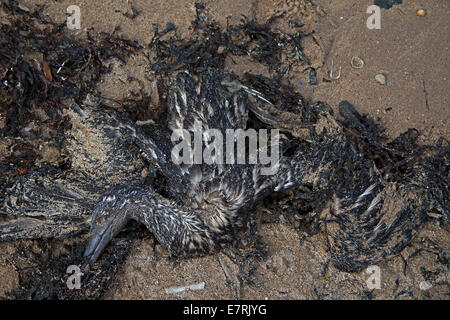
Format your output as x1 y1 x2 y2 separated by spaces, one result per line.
2 69 447 273
83 69 447 271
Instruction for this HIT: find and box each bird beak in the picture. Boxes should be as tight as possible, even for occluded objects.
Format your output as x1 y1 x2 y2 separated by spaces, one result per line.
83 223 113 265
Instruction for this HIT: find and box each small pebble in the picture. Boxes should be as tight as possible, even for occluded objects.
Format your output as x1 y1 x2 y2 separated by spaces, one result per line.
416 9 426 17
375 73 387 85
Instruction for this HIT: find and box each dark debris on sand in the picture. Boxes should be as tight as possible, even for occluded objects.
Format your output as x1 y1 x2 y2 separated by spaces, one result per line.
374 0 402 10
149 3 310 76
0 0 140 201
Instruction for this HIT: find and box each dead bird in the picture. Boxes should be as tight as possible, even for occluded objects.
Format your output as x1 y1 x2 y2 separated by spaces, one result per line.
2 69 448 273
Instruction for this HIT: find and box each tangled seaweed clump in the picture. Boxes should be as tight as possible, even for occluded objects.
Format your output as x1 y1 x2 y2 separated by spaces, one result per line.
149 3 312 73
0 1 145 299
0 0 142 191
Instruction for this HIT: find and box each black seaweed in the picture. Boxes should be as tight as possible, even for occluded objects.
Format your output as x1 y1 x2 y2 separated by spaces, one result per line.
374 0 402 10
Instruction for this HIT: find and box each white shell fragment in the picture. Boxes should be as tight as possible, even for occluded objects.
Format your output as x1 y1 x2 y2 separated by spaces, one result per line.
375 73 387 85
351 56 365 69
164 281 205 294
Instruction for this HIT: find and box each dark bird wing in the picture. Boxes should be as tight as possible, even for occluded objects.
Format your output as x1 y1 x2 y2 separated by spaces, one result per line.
126 71 447 273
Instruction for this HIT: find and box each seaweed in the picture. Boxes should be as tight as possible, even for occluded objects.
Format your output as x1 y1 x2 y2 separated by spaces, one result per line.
7 226 145 300
148 3 311 75
0 1 140 137
374 0 402 10
0 0 140 203
0 2 145 299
